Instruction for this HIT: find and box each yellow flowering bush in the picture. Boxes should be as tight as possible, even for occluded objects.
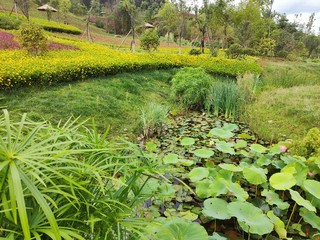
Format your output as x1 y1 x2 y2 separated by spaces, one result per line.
0 38 262 89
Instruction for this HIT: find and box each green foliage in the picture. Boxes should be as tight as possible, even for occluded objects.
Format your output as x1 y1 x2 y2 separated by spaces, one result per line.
276 49 289 58
170 67 214 110
0 110 159 239
242 47 258 56
189 48 201 55
19 22 48 56
32 17 82 34
226 43 243 59
257 38 276 56
290 128 320 157
0 12 22 30
140 29 160 52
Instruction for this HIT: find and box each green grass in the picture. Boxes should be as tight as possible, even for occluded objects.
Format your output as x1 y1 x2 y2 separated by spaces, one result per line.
260 60 320 89
0 69 175 138
243 85 320 141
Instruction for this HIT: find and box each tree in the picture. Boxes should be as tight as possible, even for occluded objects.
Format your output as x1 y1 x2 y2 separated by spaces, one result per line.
60 0 71 23
212 0 234 49
156 1 178 46
194 0 209 53
173 0 189 54
120 0 139 51
233 0 263 47
15 0 30 20
140 29 160 51
305 34 320 58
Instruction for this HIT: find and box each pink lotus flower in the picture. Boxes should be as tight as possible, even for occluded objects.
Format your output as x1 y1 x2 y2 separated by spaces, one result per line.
279 145 287 152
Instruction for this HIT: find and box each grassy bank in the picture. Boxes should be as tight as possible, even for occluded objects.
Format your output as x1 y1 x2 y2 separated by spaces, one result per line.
0 69 175 137
243 59 320 141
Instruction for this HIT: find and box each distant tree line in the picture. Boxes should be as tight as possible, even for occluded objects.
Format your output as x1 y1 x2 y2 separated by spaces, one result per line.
16 0 320 58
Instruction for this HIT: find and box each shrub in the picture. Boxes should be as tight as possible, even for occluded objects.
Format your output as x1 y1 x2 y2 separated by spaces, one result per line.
290 128 320 157
140 29 160 52
257 38 275 56
276 50 289 58
32 18 82 35
19 22 48 56
0 12 22 30
171 67 214 110
243 48 258 56
189 48 201 55
226 43 243 59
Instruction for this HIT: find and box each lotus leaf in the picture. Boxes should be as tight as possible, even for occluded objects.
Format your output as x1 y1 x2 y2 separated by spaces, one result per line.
163 153 179 164
250 144 268 154
208 128 234 139
188 167 209 182
208 178 228 197
304 179 320 199
196 179 212 199
209 233 228 240
222 123 239 132
299 208 320 231
261 189 290 210
243 166 267 185
289 189 316 212
227 182 249 201
215 141 235 155
238 133 254 139
219 163 243 172
269 172 296 190
151 218 209 240
203 198 232 220
267 211 287 239
228 202 273 235
256 155 272 167
194 149 214 158
234 139 247 149
180 137 195 146
180 159 194 166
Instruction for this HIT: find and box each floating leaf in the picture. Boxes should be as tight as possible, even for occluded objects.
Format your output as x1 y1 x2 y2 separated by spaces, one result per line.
289 189 316 212
222 123 239 132
196 179 212 199
163 154 179 164
180 137 195 146
250 144 268 154
158 182 176 198
180 159 194 167
227 182 249 201
270 172 296 190
304 180 320 199
180 210 199 221
234 140 247 149
267 211 287 239
261 189 290 210
215 141 235 155
151 218 208 240
219 163 243 172
145 141 157 152
209 233 228 240
243 166 267 185
256 155 272 167
194 149 214 158
238 133 254 139
299 208 320 231
208 128 234 139
203 198 232 220
188 167 209 182
208 178 228 197
228 202 273 235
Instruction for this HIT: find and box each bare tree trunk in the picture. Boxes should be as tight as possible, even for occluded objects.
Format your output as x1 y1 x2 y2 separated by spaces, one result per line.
131 27 135 52
179 32 182 54
167 31 170 46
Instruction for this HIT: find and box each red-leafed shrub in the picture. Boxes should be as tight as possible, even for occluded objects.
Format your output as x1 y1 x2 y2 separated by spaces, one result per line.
0 31 20 50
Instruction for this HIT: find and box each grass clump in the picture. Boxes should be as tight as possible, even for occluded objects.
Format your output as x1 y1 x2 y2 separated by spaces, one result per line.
290 127 320 157
171 67 214 110
243 85 320 141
